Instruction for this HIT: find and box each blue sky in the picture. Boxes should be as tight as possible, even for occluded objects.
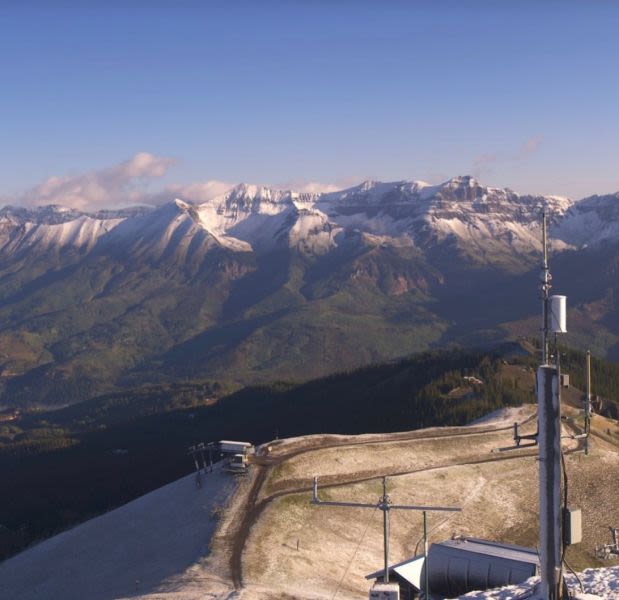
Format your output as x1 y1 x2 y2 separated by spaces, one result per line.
1 1 619 207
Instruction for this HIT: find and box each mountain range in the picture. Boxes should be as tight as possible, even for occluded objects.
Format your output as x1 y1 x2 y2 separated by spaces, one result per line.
0 175 618 407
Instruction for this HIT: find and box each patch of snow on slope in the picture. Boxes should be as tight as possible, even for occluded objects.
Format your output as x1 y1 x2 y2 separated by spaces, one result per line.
195 184 296 251
288 208 342 254
17 216 123 252
468 405 536 427
459 566 619 599
557 193 619 248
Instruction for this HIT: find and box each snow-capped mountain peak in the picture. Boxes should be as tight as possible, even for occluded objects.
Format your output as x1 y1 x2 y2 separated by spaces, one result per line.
444 174 479 189
2 176 618 263
173 198 193 211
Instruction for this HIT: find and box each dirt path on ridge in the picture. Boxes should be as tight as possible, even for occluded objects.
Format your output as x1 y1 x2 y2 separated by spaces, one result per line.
227 417 547 589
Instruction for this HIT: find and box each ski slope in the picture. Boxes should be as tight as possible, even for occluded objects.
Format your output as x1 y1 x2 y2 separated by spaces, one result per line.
0 464 237 600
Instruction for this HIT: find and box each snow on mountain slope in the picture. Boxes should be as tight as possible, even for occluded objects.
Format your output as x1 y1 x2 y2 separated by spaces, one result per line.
1 176 617 263
195 183 328 252
186 176 579 259
557 192 619 248
0 205 132 255
97 199 227 266
3 215 124 254
318 176 575 255
0 465 238 600
287 207 342 254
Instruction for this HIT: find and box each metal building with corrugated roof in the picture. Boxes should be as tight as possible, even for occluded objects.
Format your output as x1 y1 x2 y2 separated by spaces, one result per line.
366 537 540 599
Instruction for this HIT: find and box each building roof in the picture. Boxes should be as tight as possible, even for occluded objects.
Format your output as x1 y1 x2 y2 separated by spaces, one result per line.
366 555 425 585
219 440 253 446
366 537 539 591
437 537 539 565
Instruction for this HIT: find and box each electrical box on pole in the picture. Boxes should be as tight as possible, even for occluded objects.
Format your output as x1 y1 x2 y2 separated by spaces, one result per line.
563 508 582 546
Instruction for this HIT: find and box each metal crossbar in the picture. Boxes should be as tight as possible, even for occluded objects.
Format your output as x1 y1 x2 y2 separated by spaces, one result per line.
311 475 461 598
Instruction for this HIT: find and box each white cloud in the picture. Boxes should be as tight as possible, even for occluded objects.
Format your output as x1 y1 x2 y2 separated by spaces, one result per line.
163 180 236 203
9 153 355 211
275 179 351 194
16 152 175 211
289 181 343 194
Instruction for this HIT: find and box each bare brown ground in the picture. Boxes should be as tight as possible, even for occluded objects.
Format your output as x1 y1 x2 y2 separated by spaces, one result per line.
224 406 619 600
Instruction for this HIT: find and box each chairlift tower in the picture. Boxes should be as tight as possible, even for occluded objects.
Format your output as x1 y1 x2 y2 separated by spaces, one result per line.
312 476 460 599
585 350 592 455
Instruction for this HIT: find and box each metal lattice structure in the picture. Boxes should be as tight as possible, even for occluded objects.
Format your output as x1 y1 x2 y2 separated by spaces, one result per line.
311 475 460 599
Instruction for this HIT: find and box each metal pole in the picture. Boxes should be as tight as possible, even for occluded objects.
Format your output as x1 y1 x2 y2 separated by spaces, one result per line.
541 212 550 366
585 350 591 455
423 510 429 600
310 475 460 595
538 365 562 600
382 477 390 583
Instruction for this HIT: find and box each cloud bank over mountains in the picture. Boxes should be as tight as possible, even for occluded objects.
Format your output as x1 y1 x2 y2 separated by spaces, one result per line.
5 153 346 212
15 152 175 211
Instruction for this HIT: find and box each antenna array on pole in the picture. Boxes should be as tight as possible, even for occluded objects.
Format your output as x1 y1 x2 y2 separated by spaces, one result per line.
537 212 569 600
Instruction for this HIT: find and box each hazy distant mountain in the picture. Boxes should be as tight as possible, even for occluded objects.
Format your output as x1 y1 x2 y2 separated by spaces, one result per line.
0 176 617 407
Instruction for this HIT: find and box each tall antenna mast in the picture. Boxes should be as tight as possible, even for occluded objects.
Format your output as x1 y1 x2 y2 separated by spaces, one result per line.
585 349 592 455
537 211 567 600
541 211 551 364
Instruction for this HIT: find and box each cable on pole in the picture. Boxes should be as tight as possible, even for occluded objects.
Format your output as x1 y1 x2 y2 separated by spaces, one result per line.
329 505 378 600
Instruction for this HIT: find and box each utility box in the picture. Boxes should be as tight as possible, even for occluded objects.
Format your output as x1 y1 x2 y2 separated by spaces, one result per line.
563 507 582 545
369 582 400 600
560 373 569 387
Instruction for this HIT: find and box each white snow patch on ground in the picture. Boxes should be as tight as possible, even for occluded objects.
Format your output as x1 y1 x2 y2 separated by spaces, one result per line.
459 566 619 599
0 464 238 600
468 405 536 427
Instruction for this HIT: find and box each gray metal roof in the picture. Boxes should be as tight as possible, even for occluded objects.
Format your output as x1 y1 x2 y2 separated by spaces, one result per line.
366 538 538 580
366 537 539 594
437 537 539 565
